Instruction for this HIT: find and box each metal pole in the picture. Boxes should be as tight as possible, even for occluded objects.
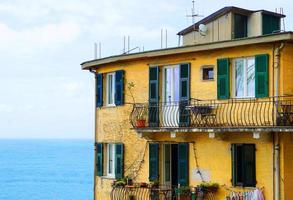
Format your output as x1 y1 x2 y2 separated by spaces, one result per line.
165 29 168 48
161 29 163 49
94 43 97 59
99 42 101 58
123 36 126 54
128 36 130 52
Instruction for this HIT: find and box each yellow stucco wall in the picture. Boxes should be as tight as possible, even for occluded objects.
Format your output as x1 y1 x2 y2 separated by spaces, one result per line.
93 42 293 200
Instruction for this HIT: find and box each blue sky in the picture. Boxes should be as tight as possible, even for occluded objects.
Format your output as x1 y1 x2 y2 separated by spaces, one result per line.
0 0 292 139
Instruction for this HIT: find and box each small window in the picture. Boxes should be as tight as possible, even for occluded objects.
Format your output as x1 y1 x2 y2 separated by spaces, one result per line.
106 73 115 106
107 144 115 177
233 57 255 98
232 144 256 187
202 66 214 80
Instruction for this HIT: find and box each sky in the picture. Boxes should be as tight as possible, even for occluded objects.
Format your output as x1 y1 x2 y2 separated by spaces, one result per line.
0 0 292 139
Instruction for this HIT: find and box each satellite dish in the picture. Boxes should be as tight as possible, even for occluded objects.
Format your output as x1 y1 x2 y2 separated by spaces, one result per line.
199 24 207 36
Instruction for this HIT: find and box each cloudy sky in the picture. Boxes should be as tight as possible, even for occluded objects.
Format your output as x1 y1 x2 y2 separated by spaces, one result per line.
0 0 292 139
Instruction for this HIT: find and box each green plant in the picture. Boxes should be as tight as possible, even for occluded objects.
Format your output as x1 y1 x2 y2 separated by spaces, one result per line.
149 180 160 188
176 186 191 195
112 178 126 187
198 182 219 192
127 81 146 120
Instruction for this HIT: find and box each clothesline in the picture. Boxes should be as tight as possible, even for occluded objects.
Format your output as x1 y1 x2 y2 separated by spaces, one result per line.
222 185 265 200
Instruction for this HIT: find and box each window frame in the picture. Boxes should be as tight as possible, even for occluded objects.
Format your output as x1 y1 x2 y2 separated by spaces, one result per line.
107 143 116 178
201 65 214 81
232 57 255 98
106 72 116 106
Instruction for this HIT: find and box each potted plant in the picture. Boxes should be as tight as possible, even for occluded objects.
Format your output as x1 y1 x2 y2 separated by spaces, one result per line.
149 180 160 188
112 178 126 187
127 81 146 128
198 182 219 193
175 186 191 200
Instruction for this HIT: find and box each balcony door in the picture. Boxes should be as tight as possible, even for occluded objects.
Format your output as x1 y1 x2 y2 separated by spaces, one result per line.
163 65 180 127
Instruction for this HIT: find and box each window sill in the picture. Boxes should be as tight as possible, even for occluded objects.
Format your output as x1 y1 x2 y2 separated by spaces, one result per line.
104 104 116 108
100 176 116 180
201 79 214 82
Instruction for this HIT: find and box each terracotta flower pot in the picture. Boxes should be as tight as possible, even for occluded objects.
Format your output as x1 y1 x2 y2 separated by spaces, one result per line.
136 119 146 128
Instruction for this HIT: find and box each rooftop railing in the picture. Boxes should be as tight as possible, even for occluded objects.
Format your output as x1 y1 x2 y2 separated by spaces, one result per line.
130 96 293 130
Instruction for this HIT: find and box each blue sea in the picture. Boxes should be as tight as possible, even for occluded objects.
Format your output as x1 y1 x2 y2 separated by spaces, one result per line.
0 139 93 200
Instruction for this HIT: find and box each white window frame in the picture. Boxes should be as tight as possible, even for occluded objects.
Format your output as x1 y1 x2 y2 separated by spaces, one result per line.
106 72 115 106
107 143 116 178
201 65 214 81
232 57 255 98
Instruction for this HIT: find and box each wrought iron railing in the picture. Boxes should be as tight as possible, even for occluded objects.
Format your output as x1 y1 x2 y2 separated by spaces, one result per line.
130 96 293 129
110 186 216 200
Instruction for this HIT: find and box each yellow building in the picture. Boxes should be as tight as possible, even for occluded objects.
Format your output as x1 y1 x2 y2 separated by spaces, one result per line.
81 7 293 200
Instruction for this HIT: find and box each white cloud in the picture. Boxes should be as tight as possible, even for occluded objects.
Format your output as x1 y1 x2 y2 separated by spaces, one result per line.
0 104 13 113
0 21 81 54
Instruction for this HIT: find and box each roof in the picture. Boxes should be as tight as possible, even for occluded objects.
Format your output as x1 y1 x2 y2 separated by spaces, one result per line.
177 6 286 36
81 32 293 70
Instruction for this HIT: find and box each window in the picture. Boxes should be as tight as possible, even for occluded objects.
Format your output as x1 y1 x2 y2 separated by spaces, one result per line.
202 66 214 80
233 57 255 98
232 144 256 187
262 14 280 35
234 14 248 39
106 73 115 106
107 144 115 177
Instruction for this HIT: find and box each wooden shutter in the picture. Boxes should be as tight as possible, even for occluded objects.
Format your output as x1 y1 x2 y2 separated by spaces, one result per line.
243 144 256 187
149 143 159 181
115 70 125 106
96 143 103 176
115 143 124 179
217 58 230 100
262 14 281 35
231 144 237 186
179 63 190 127
96 74 103 107
149 66 159 127
255 54 269 98
178 143 189 186
234 14 248 39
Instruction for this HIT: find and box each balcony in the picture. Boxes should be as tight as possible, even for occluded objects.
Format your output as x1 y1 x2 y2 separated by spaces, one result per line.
130 96 293 132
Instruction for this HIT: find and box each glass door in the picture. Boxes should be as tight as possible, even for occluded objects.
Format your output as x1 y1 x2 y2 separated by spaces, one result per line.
163 65 180 127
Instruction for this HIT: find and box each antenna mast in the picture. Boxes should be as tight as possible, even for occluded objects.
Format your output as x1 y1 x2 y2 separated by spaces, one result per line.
186 0 203 25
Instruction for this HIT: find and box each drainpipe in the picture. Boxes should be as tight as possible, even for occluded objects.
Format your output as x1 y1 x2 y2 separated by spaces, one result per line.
89 68 97 200
273 42 284 200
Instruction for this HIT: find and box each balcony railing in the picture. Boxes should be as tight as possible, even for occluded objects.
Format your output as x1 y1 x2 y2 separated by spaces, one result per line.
130 96 293 130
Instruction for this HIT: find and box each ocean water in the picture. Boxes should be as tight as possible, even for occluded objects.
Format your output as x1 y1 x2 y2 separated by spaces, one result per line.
0 139 93 200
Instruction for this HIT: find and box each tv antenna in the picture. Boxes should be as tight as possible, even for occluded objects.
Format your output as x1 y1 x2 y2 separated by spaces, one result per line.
186 0 204 24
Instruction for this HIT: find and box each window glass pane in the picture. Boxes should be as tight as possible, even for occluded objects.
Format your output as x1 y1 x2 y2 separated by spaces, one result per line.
165 68 172 102
107 74 114 104
247 58 255 97
203 68 214 80
173 67 180 101
235 60 244 97
236 145 243 183
108 144 113 174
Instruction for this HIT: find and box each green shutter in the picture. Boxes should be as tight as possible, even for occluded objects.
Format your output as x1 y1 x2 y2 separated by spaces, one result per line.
149 66 159 127
96 143 103 176
231 144 237 186
234 14 248 39
179 63 190 127
115 143 124 179
217 58 230 99
255 54 269 98
243 144 256 187
115 70 125 106
96 74 103 107
262 14 281 35
178 143 189 186
149 143 159 181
